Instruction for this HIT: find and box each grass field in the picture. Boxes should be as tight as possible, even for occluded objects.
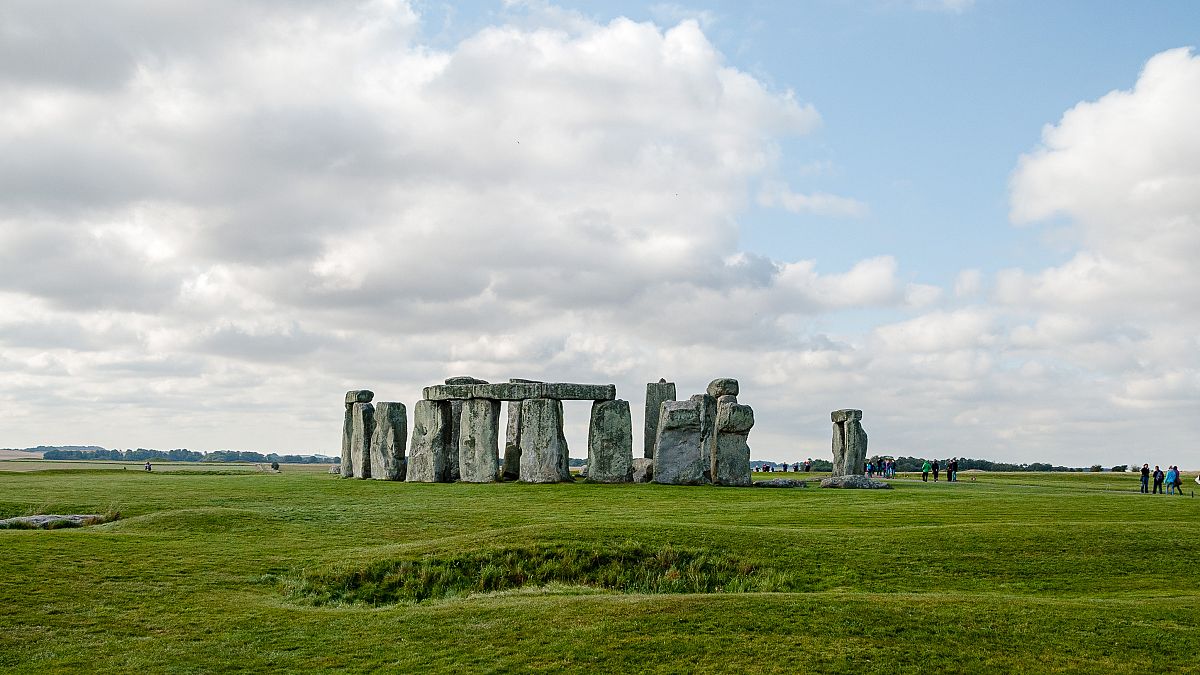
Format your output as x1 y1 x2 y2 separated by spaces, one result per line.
1 464 1197 673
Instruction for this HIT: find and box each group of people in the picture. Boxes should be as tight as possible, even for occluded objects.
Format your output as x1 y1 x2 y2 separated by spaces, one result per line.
917 458 960 482
1140 464 1192 495
865 458 896 478
759 459 814 473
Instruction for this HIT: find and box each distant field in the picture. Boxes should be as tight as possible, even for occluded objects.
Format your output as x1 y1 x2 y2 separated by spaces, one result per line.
0 459 335 473
1 468 1196 672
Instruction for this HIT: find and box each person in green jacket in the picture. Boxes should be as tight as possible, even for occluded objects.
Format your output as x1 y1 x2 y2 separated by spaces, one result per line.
921 460 931 482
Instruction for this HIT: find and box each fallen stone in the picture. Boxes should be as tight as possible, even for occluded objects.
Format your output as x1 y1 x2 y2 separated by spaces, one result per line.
644 379 676 459
350 402 375 480
0 514 110 529
820 475 892 489
518 398 571 483
706 378 739 399
459 398 500 482
328 465 341 475
631 457 654 483
370 402 407 481
407 400 453 482
587 399 633 483
653 399 706 485
753 478 808 488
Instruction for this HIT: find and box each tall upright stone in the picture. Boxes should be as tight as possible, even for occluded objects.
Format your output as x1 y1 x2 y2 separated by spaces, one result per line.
652 399 706 485
407 400 453 482
587 399 633 483
341 390 373 478
370 402 407 481
350 402 375 480
444 377 488 481
831 409 868 477
459 398 501 482
690 393 717 482
502 379 541 480
712 394 753 486
554 399 574 481
518 398 570 483
644 379 676 459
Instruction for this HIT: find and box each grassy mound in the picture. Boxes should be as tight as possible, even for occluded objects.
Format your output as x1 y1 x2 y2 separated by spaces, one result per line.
288 541 761 605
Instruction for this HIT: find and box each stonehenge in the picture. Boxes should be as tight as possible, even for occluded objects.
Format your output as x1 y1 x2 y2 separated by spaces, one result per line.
338 377 877 493
831 409 868 477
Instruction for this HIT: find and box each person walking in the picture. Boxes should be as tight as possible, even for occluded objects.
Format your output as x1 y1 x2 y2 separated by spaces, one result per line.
1166 466 1178 495
1140 463 1150 494
1152 466 1165 494
932 459 940 482
921 459 931 482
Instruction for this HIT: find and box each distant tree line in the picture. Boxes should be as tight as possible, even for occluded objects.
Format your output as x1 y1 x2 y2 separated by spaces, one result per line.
40 447 336 464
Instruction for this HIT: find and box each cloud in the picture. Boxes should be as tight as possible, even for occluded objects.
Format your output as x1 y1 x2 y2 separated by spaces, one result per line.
758 182 869 218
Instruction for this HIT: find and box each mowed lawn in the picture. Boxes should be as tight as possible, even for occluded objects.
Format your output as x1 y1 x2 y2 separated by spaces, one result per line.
1 466 1197 673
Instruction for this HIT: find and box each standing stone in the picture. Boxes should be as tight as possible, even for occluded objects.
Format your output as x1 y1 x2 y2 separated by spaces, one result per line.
554 399 574 481
350 402 375 480
341 390 374 479
407 400 453 482
653 399 706 485
459 398 501 482
444 377 487 481
587 399 633 483
370 402 407 481
690 393 717 482
644 380 676 459
712 395 753 486
502 400 523 480
518 398 570 483
831 409 868 477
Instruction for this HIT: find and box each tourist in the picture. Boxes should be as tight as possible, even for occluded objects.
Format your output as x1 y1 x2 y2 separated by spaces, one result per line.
921 459 931 482
1166 466 1178 495
1152 466 1164 494
1140 464 1150 494
932 459 940 482
144 461 152 472
866 461 874 478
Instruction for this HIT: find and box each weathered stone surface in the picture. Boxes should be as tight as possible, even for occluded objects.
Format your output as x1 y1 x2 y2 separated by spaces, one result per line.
706 378 739 399
350 402 375 480
518 398 571 483
407 400 453 482
328 465 341 475
831 410 868 477
690 393 717 481
753 478 808 488
423 384 474 400
370 402 407 481
501 400 523 480
447 400 463 481
643 379 676 459
345 390 374 405
712 400 754 486
820 475 891 489
509 378 542 383
340 406 354 478
587 399 633 483
459 398 500 482
445 376 489 385
553 399 574 481
653 399 706 485
631 457 654 483
0 514 108 529
831 409 863 423
423 382 617 401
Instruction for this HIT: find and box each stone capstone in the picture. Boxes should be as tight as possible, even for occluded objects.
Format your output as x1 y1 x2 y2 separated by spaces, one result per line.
345 390 374 405
350 402 375 480
445 376 489 385
712 399 754 487
518 398 571 483
831 409 868 477
631 457 654 483
407 400 453 482
652 399 706 485
820 475 892 489
643 380 676 459
369 402 407 481
423 382 616 402
706 378 739 399
458 398 501 482
586 399 633 483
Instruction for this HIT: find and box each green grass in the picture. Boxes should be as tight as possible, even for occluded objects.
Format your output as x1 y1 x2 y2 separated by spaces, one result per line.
0 466 1197 672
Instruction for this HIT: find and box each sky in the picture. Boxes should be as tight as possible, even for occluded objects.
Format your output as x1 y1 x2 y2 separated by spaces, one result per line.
1 0 1198 467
